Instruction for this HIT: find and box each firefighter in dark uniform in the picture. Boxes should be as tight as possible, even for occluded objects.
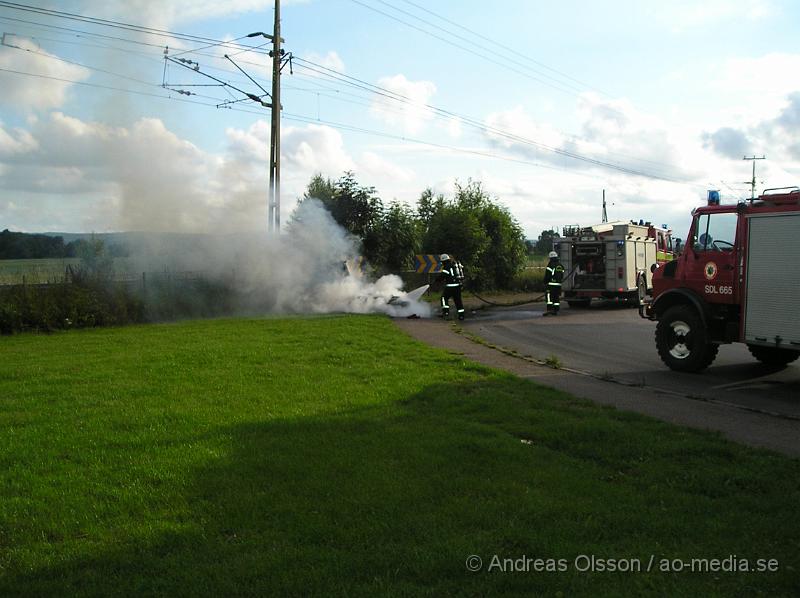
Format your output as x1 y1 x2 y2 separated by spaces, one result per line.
438 253 465 320
543 250 565 316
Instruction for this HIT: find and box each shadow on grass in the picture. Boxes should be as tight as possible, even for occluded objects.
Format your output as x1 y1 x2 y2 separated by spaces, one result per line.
6 377 799 597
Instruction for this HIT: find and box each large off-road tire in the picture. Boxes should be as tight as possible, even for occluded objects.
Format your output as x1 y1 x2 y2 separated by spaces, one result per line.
747 344 800 367
655 305 719 372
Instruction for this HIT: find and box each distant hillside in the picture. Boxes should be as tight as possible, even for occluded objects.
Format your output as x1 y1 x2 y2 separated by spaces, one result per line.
1 230 132 259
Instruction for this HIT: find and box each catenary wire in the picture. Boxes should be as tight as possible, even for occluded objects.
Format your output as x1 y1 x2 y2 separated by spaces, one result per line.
0 4 700 185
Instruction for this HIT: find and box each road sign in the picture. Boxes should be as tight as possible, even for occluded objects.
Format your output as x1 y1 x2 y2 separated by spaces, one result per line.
414 254 442 273
345 256 367 276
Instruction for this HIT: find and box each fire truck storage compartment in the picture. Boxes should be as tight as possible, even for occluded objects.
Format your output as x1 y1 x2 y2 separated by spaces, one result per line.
604 238 655 291
571 245 605 289
744 212 800 347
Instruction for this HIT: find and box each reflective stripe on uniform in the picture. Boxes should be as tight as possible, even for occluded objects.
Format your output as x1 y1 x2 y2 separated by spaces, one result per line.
547 282 561 286
445 283 461 287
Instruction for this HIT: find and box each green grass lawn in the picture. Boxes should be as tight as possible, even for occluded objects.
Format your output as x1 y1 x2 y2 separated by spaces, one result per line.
1 316 798 596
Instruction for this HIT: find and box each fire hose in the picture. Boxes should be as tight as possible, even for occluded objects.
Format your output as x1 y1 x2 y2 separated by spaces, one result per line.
464 265 579 307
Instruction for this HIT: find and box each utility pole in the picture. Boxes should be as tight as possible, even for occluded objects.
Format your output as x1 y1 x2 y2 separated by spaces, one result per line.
164 9 288 234
743 155 765 200
601 189 608 223
268 0 282 233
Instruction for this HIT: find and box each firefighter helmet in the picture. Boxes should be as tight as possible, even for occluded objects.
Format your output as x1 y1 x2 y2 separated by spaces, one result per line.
440 253 451 261
548 251 558 258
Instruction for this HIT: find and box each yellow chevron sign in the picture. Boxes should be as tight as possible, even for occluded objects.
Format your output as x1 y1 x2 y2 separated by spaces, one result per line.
414 254 442 273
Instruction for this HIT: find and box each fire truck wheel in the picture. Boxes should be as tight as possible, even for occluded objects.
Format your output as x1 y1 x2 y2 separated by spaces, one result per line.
636 273 647 305
746 344 800 367
655 305 719 372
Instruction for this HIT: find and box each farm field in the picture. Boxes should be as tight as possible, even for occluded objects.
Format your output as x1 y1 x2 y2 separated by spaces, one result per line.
0 257 156 285
0 258 81 285
1 315 798 596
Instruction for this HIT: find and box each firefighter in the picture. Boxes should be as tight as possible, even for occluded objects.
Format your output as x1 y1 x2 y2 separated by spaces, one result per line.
438 253 465 320
543 250 565 316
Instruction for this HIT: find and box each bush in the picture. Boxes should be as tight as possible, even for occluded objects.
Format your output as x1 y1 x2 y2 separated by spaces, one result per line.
0 276 146 334
510 268 545 292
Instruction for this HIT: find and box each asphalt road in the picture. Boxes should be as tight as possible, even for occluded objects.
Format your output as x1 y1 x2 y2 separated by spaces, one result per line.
464 301 800 420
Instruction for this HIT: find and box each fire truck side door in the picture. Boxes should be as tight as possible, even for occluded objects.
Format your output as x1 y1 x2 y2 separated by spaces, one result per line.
684 212 738 304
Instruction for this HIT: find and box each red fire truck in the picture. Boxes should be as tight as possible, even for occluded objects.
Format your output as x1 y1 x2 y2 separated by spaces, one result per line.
640 187 800 372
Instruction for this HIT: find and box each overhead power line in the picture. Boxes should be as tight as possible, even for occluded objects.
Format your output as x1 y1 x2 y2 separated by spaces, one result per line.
0 1 261 53
374 0 589 95
349 0 580 97
291 57 686 182
0 2 695 184
397 0 606 96
0 65 609 182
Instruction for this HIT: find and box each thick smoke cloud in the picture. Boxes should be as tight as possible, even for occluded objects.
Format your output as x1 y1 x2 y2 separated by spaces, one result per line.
126 199 431 318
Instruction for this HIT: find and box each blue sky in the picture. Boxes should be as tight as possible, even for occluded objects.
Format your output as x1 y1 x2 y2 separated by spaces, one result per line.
1 0 798 238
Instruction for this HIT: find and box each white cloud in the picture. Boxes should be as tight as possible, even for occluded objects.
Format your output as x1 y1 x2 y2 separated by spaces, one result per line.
303 51 346 74
484 95 694 181
0 37 90 112
445 116 462 139
0 122 38 156
78 0 282 28
0 114 421 233
370 74 436 135
281 123 354 173
359 151 414 184
485 105 566 153
711 53 800 123
703 91 800 164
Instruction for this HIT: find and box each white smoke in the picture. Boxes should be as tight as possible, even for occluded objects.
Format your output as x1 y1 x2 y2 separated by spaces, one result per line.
314 273 428 318
123 199 432 318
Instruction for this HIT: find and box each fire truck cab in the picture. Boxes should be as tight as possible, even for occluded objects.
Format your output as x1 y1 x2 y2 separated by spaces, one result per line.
640 187 800 372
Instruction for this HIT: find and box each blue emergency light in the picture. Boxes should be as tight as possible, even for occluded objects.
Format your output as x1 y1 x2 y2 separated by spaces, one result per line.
707 190 720 205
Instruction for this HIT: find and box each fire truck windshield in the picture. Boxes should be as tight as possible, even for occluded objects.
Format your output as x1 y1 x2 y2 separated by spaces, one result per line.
693 213 737 252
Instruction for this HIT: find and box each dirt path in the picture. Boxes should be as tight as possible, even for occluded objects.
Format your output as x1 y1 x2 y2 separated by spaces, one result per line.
394 316 800 458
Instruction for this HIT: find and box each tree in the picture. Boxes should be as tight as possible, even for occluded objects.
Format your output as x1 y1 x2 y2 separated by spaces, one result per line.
374 202 421 272
476 202 526 289
534 229 559 255
298 172 383 238
422 180 526 289
303 173 336 204
424 204 488 274
0 230 67 259
416 187 445 226
74 237 114 281
294 171 386 266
